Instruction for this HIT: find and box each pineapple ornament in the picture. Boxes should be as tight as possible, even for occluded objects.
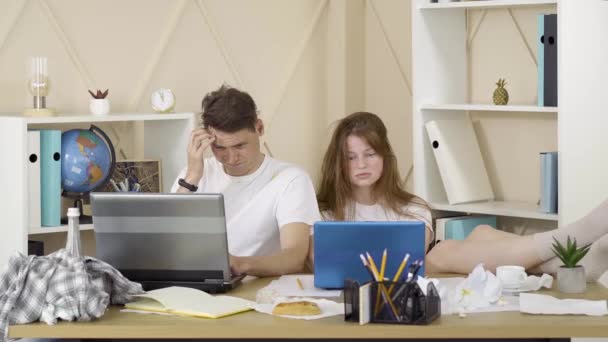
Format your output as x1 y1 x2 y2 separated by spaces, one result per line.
493 78 509 105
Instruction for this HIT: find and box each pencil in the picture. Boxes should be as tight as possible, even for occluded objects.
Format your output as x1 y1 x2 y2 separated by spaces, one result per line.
387 253 410 296
365 253 400 321
379 248 387 281
296 277 304 290
374 249 388 315
365 252 381 280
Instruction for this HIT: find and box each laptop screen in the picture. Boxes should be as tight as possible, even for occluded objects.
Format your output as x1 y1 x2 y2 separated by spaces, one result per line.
90 192 232 283
313 221 426 289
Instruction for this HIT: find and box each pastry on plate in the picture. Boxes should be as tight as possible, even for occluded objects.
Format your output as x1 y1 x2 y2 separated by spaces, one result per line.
271 300 321 316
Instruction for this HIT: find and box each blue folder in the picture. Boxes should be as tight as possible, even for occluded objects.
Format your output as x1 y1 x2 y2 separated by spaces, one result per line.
445 216 497 240
40 130 62 226
537 14 544 106
313 221 426 289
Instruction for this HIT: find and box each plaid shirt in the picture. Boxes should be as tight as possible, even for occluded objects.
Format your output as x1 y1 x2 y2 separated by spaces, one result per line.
0 249 144 342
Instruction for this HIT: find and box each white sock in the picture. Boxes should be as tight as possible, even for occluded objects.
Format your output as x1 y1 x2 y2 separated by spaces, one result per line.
539 233 608 280
533 198 608 261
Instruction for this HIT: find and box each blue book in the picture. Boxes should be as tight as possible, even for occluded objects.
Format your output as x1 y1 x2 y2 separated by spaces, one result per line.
540 152 558 213
537 14 544 106
444 216 497 240
40 130 62 226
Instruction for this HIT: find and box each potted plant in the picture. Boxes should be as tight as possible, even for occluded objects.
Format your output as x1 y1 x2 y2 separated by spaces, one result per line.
552 236 591 293
89 89 109 116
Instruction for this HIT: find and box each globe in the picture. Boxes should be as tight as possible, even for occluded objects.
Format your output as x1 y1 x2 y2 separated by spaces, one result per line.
61 125 115 195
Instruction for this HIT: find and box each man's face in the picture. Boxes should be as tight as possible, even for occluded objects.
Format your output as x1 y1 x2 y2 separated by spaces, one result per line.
210 122 263 177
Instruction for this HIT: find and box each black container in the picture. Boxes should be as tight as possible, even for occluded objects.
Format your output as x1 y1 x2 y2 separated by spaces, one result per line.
344 279 441 325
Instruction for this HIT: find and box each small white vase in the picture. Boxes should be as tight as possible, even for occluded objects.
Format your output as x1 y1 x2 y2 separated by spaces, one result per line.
89 99 110 116
557 266 587 293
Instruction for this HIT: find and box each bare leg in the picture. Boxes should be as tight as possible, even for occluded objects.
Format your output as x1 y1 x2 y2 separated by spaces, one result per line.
426 226 541 274
533 198 608 261
427 198 608 274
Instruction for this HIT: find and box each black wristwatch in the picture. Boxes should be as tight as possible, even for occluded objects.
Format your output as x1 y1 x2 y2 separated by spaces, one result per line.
178 178 198 192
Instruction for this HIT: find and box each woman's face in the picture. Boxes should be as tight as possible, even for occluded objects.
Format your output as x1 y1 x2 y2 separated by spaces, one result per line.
346 135 384 190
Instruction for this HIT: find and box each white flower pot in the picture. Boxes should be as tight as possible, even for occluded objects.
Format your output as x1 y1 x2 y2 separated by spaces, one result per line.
89 99 110 116
557 266 586 293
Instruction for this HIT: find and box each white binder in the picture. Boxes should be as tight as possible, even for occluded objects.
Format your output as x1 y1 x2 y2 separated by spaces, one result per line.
27 130 41 229
425 119 494 204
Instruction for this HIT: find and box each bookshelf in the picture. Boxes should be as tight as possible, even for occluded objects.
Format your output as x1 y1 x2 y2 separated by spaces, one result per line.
0 112 195 269
412 0 608 226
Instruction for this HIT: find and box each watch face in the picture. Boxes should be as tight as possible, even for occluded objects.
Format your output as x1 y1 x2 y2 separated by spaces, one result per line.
151 88 175 113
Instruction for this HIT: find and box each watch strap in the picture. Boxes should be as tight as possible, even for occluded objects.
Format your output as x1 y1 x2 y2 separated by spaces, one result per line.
178 178 198 192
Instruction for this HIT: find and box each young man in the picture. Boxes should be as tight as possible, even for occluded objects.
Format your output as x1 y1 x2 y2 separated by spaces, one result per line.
171 85 320 277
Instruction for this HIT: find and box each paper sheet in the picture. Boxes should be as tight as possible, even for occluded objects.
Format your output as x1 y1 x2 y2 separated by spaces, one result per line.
256 274 341 302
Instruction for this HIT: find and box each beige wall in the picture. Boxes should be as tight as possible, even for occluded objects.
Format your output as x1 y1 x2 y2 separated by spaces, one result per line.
0 0 557 220
0 0 329 182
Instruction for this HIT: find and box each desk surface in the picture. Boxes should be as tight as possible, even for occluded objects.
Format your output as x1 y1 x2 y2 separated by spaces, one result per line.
9 276 608 339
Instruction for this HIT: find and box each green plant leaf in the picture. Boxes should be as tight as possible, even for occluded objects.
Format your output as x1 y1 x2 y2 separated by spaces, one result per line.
551 236 589 268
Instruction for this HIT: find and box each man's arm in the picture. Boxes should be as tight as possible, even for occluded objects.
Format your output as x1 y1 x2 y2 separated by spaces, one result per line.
230 222 310 277
174 128 215 193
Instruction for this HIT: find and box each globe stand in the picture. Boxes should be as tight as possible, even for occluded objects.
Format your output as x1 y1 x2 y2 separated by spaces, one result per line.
60 197 92 225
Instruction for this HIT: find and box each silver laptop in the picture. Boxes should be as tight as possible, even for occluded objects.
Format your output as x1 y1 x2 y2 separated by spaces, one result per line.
90 192 244 293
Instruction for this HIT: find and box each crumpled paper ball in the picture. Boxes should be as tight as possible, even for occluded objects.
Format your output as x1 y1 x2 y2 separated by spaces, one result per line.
444 263 503 314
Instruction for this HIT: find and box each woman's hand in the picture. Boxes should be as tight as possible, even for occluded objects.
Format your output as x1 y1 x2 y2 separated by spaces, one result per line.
185 128 215 184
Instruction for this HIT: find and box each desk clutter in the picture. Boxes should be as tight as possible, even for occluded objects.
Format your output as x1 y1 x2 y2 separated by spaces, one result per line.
342 249 441 325
344 279 441 325
253 274 344 320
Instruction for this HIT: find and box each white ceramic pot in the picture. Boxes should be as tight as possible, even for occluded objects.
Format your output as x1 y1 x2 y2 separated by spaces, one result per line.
89 99 110 116
557 266 586 293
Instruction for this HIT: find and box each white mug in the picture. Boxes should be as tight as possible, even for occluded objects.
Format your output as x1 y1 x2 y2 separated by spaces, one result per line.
496 265 527 289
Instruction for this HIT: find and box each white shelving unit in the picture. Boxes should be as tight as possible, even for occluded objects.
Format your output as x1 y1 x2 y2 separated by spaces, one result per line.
0 112 195 269
412 0 608 226
419 0 557 10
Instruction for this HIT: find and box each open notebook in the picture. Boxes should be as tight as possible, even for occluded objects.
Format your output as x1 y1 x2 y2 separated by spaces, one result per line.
124 286 255 319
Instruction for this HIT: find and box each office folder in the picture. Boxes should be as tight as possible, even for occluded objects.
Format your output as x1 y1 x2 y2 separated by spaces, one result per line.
425 119 494 205
537 14 544 107
27 130 41 229
543 14 557 107
40 130 62 227
445 215 497 240
125 286 254 318
540 151 558 213
435 215 467 243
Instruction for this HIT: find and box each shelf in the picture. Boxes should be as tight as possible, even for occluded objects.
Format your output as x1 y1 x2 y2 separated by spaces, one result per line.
29 224 94 235
0 112 194 124
421 104 557 113
420 0 557 10
430 200 558 221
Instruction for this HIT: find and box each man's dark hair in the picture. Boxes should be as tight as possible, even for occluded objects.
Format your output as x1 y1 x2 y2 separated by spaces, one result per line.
201 85 258 132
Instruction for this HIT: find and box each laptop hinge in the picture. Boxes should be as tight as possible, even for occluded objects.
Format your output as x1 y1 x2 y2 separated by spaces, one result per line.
203 278 225 284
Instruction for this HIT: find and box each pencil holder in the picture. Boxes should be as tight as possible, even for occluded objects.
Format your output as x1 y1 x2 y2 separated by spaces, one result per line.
344 279 441 325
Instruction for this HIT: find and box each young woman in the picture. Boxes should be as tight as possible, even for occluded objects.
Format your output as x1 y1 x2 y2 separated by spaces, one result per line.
311 111 608 279
309 111 434 273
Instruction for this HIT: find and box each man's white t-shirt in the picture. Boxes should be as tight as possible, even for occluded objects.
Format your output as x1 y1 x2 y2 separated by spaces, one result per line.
171 156 320 257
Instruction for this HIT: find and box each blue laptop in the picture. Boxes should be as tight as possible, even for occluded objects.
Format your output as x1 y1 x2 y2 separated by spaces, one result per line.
313 221 426 289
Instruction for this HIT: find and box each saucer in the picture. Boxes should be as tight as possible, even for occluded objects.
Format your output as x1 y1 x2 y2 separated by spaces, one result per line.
501 280 535 295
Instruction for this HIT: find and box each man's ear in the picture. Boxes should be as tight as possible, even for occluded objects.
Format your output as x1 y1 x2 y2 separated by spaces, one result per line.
255 119 265 136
